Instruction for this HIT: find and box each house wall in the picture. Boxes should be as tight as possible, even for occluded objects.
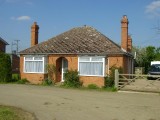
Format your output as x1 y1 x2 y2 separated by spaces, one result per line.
108 55 133 74
108 56 124 68
11 54 20 74
20 55 48 84
0 41 6 53
80 76 104 87
20 54 133 87
48 54 78 82
48 54 78 70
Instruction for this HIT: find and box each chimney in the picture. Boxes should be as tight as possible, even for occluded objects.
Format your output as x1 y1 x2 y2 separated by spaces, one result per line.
121 15 129 51
127 35 132 52
31 22 39 47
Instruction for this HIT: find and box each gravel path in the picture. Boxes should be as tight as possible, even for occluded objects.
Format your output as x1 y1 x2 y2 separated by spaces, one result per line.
0 84 160 120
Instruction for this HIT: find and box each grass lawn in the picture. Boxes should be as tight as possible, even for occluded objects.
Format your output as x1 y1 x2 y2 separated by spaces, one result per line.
0 105 36 120
0 105 20 120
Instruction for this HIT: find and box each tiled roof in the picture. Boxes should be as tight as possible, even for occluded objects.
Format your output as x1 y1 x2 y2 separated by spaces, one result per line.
0 37 9 45
20 26 127 55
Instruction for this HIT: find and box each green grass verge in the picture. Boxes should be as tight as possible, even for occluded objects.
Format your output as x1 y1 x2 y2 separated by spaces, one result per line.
59 85 117 92
0 106 20 120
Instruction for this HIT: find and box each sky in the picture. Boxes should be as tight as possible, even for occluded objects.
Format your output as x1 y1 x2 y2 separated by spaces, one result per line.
0 0 160 53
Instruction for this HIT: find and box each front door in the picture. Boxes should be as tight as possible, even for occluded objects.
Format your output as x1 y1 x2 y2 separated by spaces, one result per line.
61 58 68 82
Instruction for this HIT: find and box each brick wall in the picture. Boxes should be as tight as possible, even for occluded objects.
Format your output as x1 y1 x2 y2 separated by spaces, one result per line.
20 56 48 83
20 54 132 87
108 55 133 74
11 54 20 73
80 76 104 87
0 41 6 52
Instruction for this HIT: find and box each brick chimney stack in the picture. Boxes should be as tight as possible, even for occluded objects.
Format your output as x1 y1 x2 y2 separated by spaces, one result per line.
121 15 129 52
31 22 39 47
127 35 132 52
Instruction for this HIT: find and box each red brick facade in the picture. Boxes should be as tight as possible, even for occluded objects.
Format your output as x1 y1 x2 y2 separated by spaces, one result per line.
20 54 133 87
0 41 6 53
11 54 20 73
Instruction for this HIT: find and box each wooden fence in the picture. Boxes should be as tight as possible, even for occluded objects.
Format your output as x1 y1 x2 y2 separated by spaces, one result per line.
114 69 160 90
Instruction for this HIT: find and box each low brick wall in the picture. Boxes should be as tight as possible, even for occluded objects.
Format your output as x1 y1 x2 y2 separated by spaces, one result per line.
80 76 105 87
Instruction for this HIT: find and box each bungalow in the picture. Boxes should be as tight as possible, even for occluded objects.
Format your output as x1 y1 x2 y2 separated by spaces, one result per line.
0 37 9 53
20 15 134 87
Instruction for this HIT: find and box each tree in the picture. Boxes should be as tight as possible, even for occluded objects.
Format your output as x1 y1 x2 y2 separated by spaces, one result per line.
155 47 160 60
144 46 156 73
132 46 146 67
0 53 12 82
133 46 159 73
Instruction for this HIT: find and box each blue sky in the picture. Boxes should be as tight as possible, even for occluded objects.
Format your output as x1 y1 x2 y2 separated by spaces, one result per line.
0 0 160 53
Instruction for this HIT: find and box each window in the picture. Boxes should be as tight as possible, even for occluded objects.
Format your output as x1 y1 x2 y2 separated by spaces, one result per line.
24 56 47 73
78 56 105 76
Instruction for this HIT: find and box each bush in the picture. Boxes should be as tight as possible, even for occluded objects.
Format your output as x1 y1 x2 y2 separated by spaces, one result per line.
63 70 82 88
87 84 99 89
17 78 29 84
0 53 12 82
12 74 20 82
104 76 114 87
42 79 53 86
46 64 56 83
104 66 123 88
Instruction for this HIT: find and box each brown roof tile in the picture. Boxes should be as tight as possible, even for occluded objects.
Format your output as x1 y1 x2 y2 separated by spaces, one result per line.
20 26 126 55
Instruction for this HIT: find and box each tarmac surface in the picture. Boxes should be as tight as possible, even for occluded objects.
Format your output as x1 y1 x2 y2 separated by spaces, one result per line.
0 84 160 120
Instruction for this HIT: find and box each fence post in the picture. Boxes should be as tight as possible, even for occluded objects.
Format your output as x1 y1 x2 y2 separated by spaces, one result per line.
115 69 119 89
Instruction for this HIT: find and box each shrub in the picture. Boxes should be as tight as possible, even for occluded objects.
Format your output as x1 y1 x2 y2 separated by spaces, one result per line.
0 53 12 82
17 78 29 84
104 66 123 88
12 74 20 82
42 79 53 86
104 76 114 87
46 64 56 84
63 70 82 88
87 84 99 89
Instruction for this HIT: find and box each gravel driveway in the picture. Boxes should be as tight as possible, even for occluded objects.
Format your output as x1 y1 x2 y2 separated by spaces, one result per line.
0 84 160 120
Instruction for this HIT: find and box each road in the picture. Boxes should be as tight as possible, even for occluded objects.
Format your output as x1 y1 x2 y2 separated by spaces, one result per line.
0 84 160 120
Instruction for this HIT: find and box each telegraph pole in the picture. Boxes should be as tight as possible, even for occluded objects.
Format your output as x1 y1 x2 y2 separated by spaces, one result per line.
14 40 20 54
11 40 20 54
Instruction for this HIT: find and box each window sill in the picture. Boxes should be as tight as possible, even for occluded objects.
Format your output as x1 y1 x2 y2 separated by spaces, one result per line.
23 72 47 74
79 74 104 77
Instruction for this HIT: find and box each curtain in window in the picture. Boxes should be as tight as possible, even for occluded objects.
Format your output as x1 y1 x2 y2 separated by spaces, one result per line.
79 62 103 75
25 61 43 72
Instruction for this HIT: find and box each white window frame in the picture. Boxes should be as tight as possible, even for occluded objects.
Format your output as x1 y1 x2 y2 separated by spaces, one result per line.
24 55 47 73
78 56 105 77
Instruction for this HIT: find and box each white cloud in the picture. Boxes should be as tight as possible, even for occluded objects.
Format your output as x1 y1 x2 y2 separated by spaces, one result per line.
146 0 160 17
11 16 31 21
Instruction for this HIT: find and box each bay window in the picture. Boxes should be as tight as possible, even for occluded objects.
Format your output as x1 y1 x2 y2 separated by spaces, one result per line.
24 56 47 73
78 56 105 76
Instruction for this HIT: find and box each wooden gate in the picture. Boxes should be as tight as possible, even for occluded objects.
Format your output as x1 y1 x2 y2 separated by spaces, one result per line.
114 69 160 90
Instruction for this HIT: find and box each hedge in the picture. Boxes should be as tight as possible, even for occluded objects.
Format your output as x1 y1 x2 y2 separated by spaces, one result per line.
0 53 12 82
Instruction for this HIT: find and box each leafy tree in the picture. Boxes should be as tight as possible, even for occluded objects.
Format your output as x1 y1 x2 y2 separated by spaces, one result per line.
155 47 160 60
132 46 146 67
144 46 156 73
0 53 12 82
133 45 160 73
